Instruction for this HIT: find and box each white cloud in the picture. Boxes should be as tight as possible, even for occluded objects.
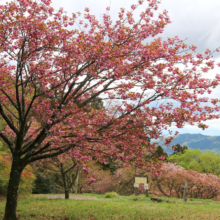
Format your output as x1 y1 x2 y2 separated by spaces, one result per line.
168 117 220 136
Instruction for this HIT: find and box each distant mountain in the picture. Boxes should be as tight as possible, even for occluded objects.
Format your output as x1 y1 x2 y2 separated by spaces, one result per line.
153 133 220 155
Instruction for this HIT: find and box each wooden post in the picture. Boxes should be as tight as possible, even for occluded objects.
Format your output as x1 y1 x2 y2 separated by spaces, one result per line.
183 180 188 202
135 187 138 196
145 188 148 197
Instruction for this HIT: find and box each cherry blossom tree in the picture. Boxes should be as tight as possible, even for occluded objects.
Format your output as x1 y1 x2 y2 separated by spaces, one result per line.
0 0 220 219
151 163 220 199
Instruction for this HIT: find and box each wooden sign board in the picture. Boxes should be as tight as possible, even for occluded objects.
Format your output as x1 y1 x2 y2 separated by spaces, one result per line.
135 177 147 184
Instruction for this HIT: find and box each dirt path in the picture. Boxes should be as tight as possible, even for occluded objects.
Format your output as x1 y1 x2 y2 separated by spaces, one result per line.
33 194 108 201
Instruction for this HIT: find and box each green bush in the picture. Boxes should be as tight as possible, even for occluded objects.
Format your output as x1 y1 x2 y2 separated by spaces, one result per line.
104 192 118 198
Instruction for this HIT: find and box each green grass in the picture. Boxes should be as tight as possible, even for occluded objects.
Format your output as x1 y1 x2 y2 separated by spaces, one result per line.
1 194 220 219
80 193 106 199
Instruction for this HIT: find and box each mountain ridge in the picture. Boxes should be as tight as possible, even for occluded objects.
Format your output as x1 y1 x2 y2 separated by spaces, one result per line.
154 133 220 155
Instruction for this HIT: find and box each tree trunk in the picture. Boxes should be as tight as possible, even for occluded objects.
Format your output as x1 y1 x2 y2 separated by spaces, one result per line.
72 168 80 194
156 181 170 197
4 160 23 220
65 189 69 199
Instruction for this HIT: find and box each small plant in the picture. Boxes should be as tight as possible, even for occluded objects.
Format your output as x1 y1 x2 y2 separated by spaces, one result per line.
104 192 118 198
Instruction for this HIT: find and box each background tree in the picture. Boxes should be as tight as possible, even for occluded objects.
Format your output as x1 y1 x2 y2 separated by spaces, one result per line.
39 156 80 199
152 145 168 159
168 149 220 175
32 173 55 194
0 0 220 219
171 144 188 155
150 162 220 199
190 152 220 175
168 149 200 170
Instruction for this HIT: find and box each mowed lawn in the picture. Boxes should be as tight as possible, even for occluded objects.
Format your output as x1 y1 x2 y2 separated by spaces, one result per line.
0 194 220 220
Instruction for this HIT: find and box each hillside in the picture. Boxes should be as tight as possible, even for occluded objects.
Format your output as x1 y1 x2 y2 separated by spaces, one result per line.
154 133 220 155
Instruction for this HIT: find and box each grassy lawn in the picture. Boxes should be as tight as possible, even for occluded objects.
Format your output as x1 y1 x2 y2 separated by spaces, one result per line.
0 194 220 219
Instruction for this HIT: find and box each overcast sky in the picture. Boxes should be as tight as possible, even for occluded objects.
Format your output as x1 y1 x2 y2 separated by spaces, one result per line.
2 0 220 136
50 0 220 56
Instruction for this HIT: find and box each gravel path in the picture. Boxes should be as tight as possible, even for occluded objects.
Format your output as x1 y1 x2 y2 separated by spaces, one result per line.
33 194 108 201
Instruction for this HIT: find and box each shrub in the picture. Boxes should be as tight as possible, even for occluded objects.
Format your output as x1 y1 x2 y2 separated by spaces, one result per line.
104 192 118 198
